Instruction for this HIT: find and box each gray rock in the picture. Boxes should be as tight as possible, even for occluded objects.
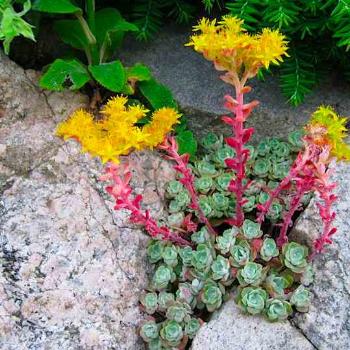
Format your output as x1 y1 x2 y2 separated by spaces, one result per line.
191 300 315 350
0 52 176 350
290 162 350 350
120 25 350 141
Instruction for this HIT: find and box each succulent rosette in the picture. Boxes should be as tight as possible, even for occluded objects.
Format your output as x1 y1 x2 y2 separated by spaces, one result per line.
271 161 291 180
264 271 293 297
201 279 223 312
195 176 214 194
237 287 268 315
215 227 238 254
198 196 213 217
258 191 270 204
214 145 236 167
140 320 160 343
152 265 175 290
242 195 256 212
257 139 271 156
237 262 265 286
191 243 214 272
162 245 178 267
265 299 292 321
174 190 191 208
290 285 312 312
167 212 185 227
273 141 291 158
211 192 230 212
184 318 201 339
159 320 184 347
166 180 184 198
211 255 231 281
216 172 235 192
147 240 165 264
191 227 210 244
178 246 193 266
242 219 263 239
201 132 223 150
195 160 217 176
230 239 252 267
166 301 192 323
140 292 158 314
266 202 283 221
176 283 196 308
260 238 279 261
282 242 309 273
288 129 304 151
158 292 175 311
245 179 266 196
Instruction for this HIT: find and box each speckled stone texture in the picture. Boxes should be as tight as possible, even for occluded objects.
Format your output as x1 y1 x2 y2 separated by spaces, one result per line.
0 52 175 350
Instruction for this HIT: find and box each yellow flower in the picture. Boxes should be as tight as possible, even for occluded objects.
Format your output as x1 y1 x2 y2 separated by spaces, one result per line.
306 106 350 160
56 96 181 164
186 15 288 83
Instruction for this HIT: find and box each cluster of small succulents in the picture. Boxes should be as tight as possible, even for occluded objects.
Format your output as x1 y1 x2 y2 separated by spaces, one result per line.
140 226 313 349
139 132 314 349
166 131 308 224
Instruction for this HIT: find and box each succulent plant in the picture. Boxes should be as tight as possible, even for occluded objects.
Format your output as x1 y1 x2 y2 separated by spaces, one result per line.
257 139 271 156
242 195 256 212
201 132 223 150
152 265 175 290
195 160 217 176
191 243 214 272
198 196 213 217
267 180 279 189
175 191 191 208
162 245 179 267
264 271 293 297
300 264 315 286
242 219 263 239
290 285 312 312
140 320 160 343
201 279 223 312
237 287 268 314
216 172 234 192
266 202 283 221
168 199 183 213
282 242 309 273
237 262 265 286
191 227 210 244
178 246 193 266
158 292 175 311
167 212 185 227
148 339 162 350
215 227 238 254
176 283 196 308
147 240 165 264
253 158 271 178
260 238 279 261
273 141 291 158
184 318 201 339
211 192 230 212
258 191 270 204
213 145 236 167
166 180 184 198
265 299 292 321
140 292 158 314
271 161 291 180
160 320 184 347
166 301 192 323
288 130 304 151
195 176 214 194
245 179 266 196
230 239 252 267
211 255 231 281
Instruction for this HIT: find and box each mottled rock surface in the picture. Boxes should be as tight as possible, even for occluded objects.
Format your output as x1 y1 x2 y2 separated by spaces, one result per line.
120 25 350 140
0 52 175 350
289 162 350 350
191 300 315 350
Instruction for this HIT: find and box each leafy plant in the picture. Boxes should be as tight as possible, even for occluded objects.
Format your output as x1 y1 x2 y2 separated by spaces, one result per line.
227 0 350 105
58 15 349 349
0 0 35 54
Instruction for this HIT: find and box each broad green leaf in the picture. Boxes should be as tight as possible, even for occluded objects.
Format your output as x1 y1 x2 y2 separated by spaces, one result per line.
40 59 90 91
176 130 197 159
138 78 177 109
0 1 35 54
33 0 82 14
54 19 88 50
88 60 126 92
127 63 152 81
95 8 138 60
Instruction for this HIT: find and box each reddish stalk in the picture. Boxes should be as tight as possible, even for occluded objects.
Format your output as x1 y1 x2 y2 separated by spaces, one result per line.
158 136 217 235
101 163 192 246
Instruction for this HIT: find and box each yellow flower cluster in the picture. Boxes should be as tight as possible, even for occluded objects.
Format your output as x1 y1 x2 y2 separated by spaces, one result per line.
306 106 350 160
186 16 288 81
56 96 181 163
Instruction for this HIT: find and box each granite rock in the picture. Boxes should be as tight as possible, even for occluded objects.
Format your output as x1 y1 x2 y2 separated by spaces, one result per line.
191 300 316 350
0 52 176 350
